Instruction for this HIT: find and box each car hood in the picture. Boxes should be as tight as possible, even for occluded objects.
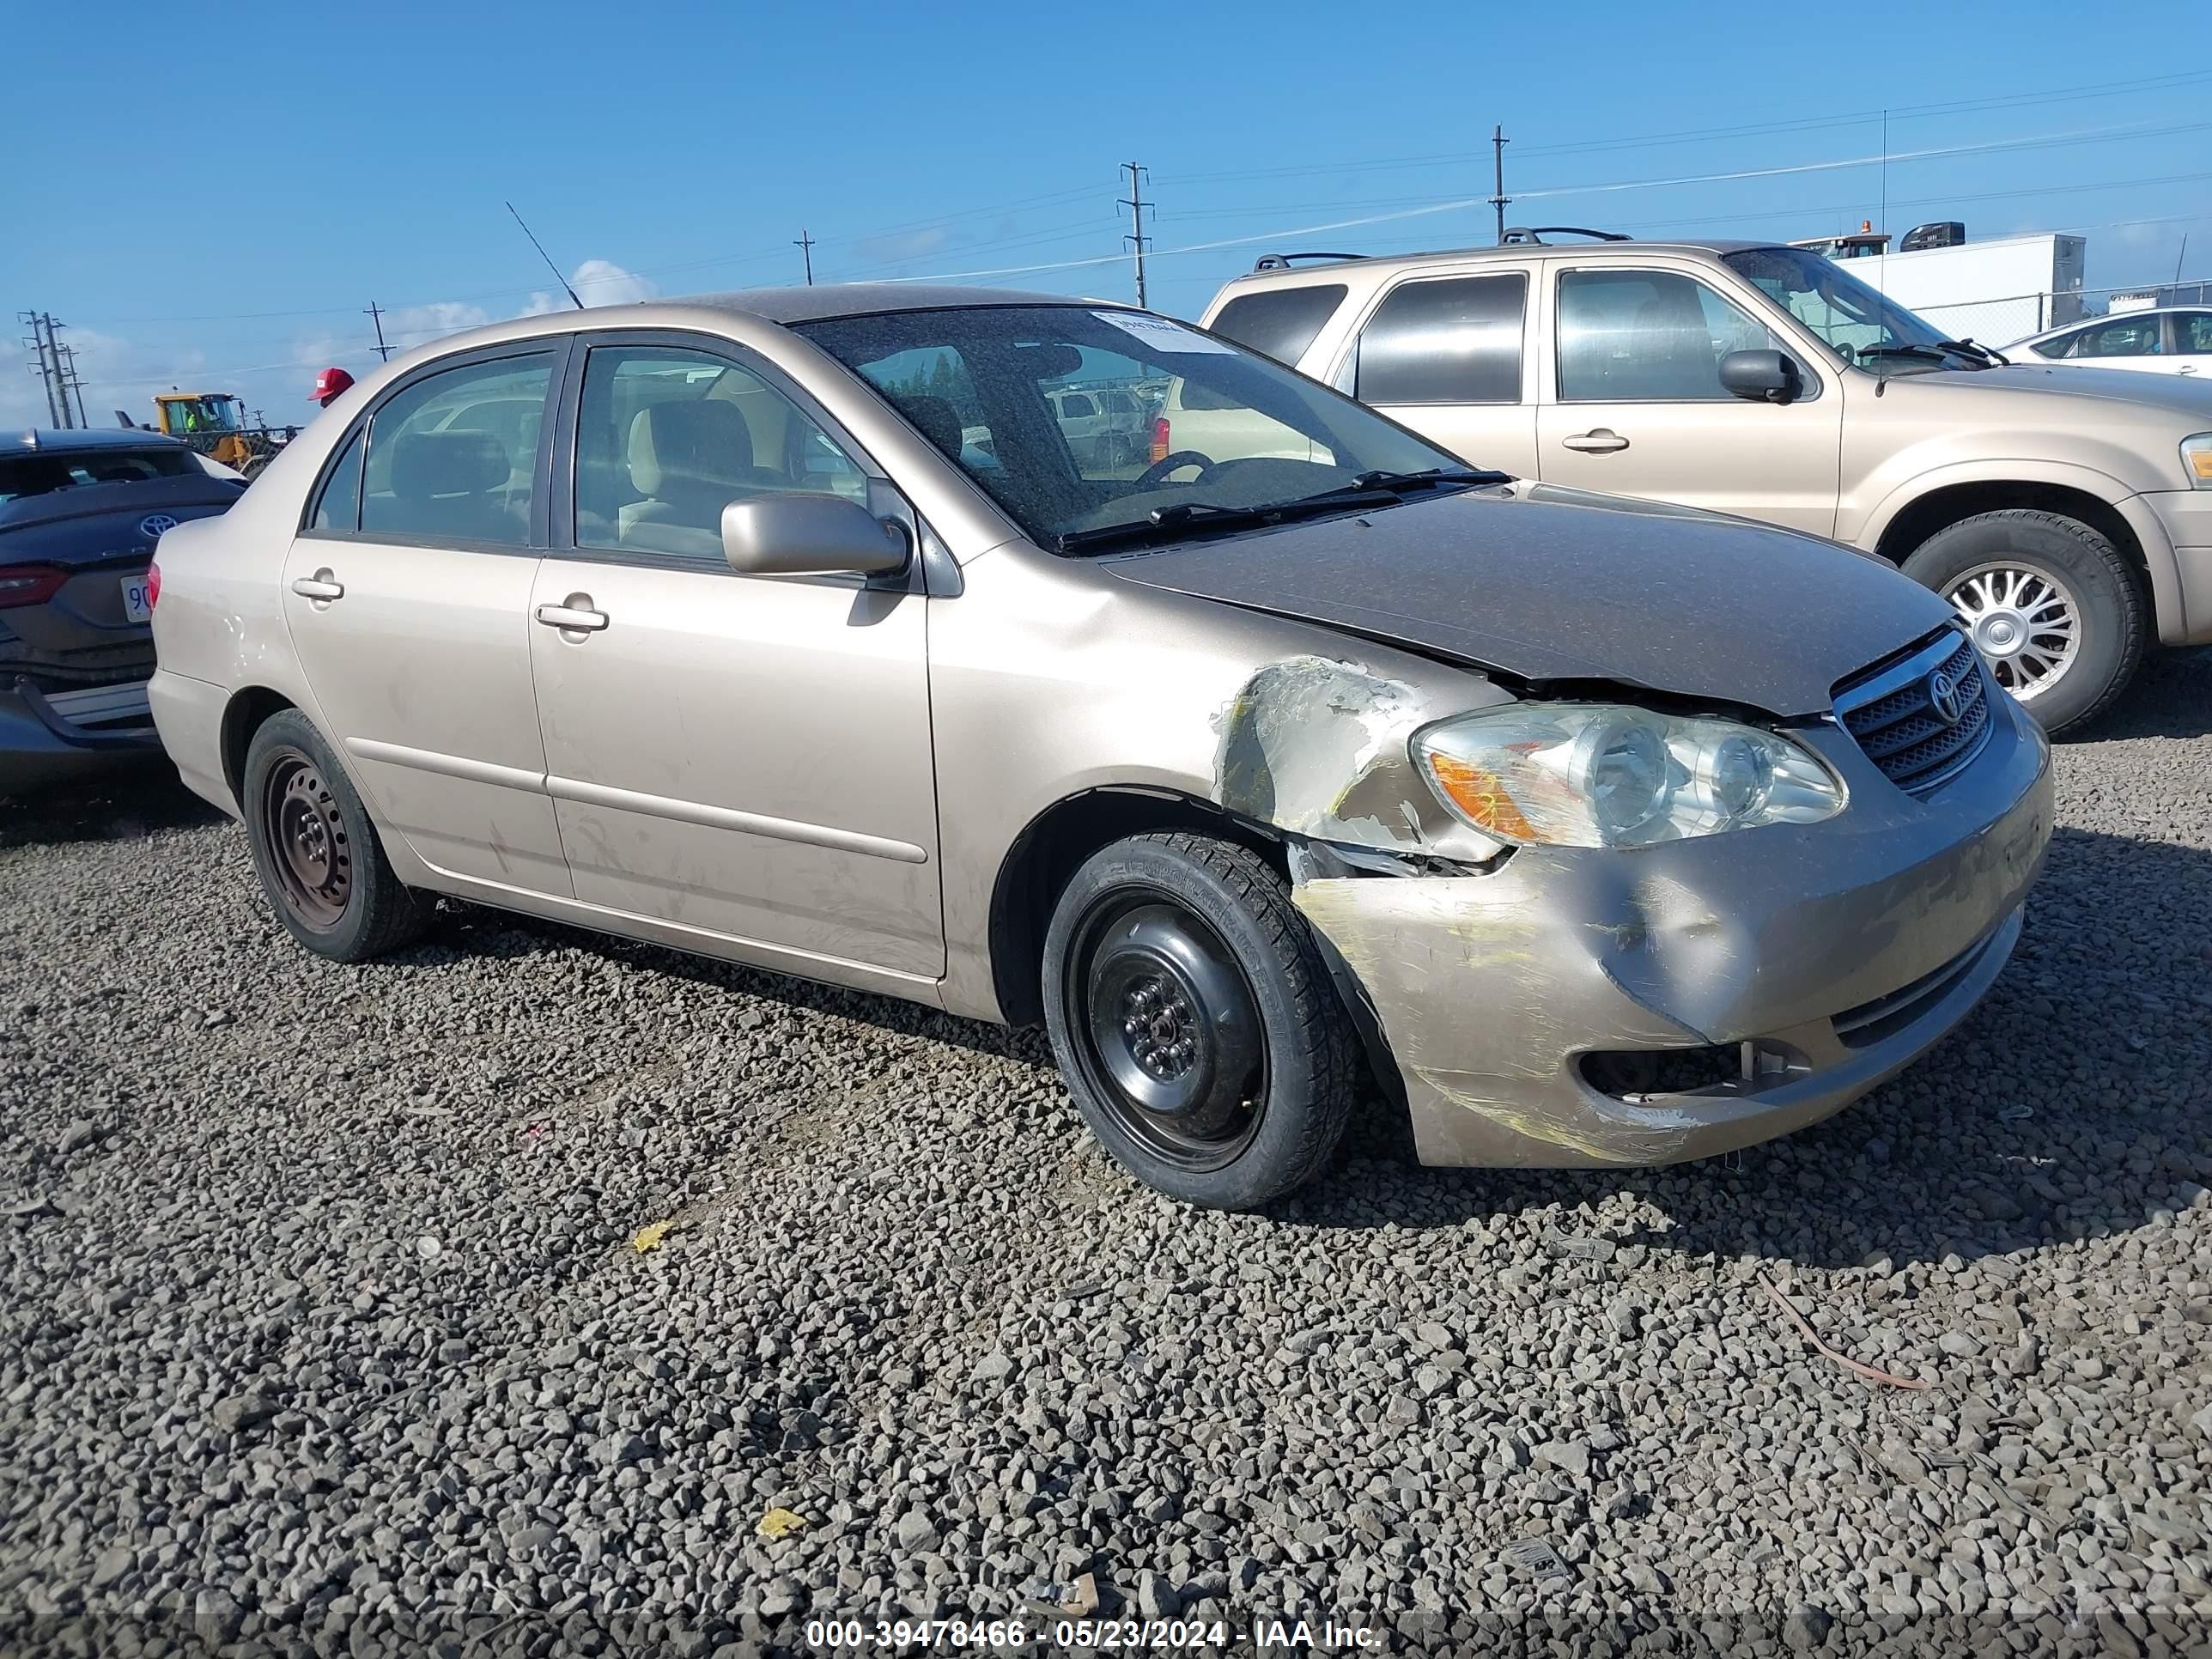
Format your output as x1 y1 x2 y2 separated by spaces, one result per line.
1098 484 1958 719
1896 362 2212 419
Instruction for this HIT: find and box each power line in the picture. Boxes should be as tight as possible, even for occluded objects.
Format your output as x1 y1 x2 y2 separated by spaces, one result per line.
1489 125 1510 246
365 301 392 362
793 228 816 286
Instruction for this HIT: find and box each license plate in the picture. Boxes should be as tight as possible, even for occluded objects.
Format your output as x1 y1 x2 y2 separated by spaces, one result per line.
120 574 153 623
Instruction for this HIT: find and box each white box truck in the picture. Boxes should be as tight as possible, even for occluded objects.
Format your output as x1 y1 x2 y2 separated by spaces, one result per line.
1788 228 2087 344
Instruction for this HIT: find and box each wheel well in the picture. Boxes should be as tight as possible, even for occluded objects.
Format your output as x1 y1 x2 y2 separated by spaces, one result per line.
220 687 295 808
1874 482 2148 593
988 788 1286 1027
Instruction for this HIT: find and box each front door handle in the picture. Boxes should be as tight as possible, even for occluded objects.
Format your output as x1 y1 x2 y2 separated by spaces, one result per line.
290 570 344 602
534 599 608 633
1562 428 1630 453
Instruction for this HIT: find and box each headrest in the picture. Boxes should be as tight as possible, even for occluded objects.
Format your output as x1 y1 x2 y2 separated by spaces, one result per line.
628 401 754 498
390 430 507 499
899 394 963 457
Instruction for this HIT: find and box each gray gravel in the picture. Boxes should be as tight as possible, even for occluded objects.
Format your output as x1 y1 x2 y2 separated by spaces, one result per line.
4 652 2212 1657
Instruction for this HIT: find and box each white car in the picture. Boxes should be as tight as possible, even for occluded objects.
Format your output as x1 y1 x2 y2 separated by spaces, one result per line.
2007 308 2211 378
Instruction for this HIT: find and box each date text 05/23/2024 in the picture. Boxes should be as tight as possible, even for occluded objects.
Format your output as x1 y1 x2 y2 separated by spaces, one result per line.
803 1615 1380 1649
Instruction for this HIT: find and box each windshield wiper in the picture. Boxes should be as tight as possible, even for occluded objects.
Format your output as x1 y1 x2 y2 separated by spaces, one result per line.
1936 337 2009 366
1346 466 1511 493
1055 468 1510 556
1856 340 2003 370
1057 489 1403 555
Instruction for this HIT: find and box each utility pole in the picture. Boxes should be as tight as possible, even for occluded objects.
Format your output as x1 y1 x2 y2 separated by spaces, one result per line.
1489 125 1511 246
56 341 88 428
20 312 61 427
1120 162 1151 308
793 228 816 286
365 301 392 362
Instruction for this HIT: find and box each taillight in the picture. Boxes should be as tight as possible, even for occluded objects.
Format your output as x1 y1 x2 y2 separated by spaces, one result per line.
1150 416 1170 464
0 565 68 611
146 560 161 610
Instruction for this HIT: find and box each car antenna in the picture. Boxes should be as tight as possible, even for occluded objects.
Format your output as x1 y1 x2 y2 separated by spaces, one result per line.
505 201 584 309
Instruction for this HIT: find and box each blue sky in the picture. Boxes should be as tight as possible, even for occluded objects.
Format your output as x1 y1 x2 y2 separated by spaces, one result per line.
3 0 2204 428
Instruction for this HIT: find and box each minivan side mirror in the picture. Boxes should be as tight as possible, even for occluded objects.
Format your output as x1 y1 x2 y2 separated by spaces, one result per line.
720 493 910 578
1719 349 1802 405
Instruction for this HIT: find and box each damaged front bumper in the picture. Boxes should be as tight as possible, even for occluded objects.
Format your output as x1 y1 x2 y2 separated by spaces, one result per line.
1292 692 2053 1169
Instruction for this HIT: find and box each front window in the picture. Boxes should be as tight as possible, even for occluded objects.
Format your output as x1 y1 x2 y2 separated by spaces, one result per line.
1722 246 1948 367
795 305 1462 550
1555 270 1789 402
165 395 246 434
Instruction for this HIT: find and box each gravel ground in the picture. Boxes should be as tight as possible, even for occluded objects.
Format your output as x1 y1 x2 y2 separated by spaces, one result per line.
4 653 2211 1659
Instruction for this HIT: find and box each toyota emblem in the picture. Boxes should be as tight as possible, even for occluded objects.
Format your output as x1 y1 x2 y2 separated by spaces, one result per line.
138 513 179 540
1926 667 1966 726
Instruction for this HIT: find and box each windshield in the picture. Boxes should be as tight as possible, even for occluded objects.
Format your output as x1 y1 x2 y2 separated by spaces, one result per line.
794 304 1464 548
0 447 198 506
1723 246 1952 368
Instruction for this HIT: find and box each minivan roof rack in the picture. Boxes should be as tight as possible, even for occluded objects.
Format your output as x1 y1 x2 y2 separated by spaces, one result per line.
1249 252 1370 272
1499 226 1632 246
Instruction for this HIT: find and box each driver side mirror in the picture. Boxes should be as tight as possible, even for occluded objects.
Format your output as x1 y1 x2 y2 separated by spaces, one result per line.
1719 349 1802 405
720 493 910 578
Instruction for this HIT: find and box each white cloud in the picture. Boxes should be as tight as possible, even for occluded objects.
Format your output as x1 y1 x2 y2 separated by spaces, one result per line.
520 258 658 316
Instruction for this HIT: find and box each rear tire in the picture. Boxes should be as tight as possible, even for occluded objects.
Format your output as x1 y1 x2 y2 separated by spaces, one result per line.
242 708 427 962
1041 831 1358 1209
1900 509 2143 734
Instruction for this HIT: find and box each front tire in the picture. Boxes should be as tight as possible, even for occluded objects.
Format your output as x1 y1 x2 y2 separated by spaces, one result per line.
1900 509 2143 734
1041 832 1358 1209
242 709 428 961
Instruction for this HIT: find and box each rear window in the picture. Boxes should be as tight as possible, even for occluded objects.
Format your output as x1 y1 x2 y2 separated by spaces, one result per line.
0 447 198 506
1357 274 1526 404
1209 284 1348 368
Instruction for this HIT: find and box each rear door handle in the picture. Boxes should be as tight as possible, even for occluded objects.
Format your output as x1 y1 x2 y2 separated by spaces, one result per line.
534 601 608 633
290 570 344 601
1562 428 1630 453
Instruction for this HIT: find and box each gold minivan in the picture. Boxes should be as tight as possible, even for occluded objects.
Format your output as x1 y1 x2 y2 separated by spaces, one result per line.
149 287 2049 1208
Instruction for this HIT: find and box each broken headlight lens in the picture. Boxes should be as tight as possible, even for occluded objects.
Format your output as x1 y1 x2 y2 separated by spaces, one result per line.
1413 704 1844 848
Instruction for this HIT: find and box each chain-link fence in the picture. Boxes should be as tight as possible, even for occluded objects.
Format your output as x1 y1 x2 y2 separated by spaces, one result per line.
1905 282 2207 349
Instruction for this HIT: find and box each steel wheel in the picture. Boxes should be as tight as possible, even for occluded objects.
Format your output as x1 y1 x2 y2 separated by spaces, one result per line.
1942 561 2081 702
259 745 352 930
1063 894 1267 1173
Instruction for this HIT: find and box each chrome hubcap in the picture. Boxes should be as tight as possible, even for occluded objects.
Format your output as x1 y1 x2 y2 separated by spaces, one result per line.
1943 563 2080 702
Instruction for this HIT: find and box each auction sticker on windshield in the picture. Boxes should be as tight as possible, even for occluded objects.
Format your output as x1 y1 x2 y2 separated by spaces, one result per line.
1091 312 1235 355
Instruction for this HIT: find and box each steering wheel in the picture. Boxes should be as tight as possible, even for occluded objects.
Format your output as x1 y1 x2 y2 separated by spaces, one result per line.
1133 449 1216 489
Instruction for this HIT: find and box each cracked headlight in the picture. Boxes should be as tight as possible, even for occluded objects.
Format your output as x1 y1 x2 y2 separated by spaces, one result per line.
1413 703 1844 848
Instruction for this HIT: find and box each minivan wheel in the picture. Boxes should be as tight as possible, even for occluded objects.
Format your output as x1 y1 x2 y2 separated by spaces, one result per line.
242 709 428 962
1042 831 1358 1209
1900 509 2143 734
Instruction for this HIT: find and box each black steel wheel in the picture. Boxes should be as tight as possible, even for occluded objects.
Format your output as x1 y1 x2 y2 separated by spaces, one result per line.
1041 831 1359 1209
1066 896 1267 1172
242 708 428 962
259 745 352 930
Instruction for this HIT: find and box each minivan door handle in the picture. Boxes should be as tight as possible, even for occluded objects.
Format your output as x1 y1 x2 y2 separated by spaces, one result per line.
534 600 609 633
1562 428 1630 453
290 570 344 602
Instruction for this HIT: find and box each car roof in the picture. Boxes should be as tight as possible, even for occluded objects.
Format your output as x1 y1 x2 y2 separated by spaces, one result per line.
1222 239 1776 287
688 283 1098 324
10 427 189 453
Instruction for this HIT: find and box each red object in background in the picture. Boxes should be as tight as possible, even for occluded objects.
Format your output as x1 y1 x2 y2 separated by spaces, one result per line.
1150 416 1170 464
311 366 356 406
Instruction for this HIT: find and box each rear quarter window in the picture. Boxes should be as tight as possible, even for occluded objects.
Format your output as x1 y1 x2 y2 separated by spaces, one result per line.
1208 284 1349 368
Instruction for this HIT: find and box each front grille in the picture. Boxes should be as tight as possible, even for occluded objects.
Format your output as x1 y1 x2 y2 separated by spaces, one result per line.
1833 630 1992 797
